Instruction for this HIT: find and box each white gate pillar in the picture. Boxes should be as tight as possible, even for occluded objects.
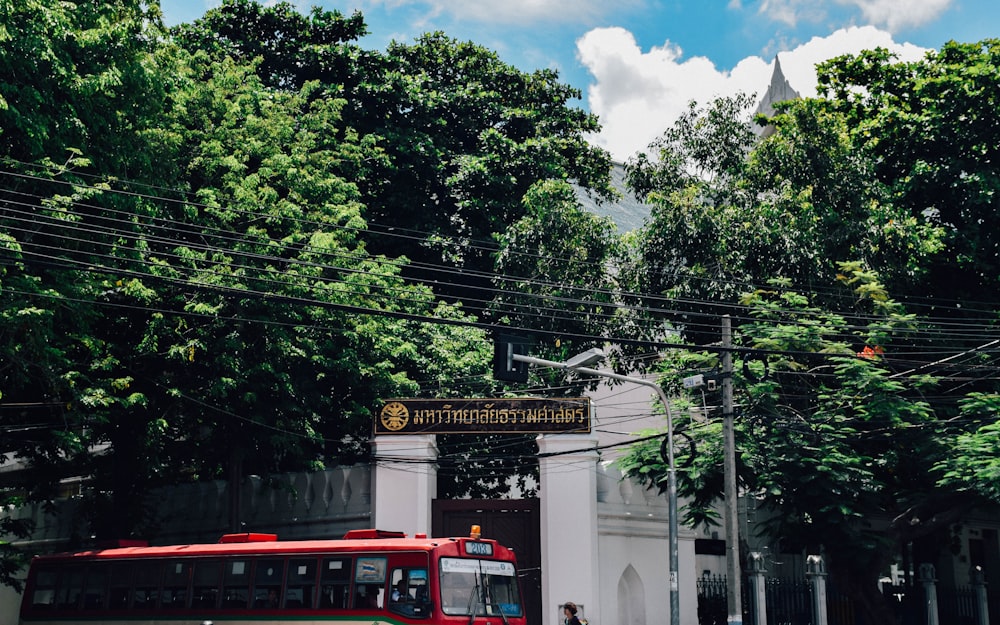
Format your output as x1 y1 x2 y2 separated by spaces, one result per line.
747 551 768 625
920 563 940 625
537 433 600 625
806 555 829 625
371 435 438 537
972 566 990 625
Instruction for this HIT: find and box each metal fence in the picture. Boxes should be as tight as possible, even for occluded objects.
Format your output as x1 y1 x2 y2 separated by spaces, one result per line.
696 575 994 625
695 575 732 625
939 584 980 625
695 575 820 625
763 577 812 625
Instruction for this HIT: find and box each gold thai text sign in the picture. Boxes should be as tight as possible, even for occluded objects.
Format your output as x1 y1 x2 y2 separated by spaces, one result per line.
376 397 591 434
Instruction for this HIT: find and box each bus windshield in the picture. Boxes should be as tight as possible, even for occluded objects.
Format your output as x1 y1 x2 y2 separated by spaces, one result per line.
439 558 522 618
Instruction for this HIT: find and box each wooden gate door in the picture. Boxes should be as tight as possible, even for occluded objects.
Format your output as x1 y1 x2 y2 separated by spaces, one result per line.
433 499 541 625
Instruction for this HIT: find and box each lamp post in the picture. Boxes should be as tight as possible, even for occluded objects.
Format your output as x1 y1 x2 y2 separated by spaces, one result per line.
511 348 680 625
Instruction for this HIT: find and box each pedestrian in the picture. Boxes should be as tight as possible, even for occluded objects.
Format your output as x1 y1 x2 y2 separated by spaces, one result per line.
563 602 582 625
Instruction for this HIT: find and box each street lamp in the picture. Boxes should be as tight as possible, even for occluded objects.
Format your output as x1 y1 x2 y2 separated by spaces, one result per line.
511 349 681 625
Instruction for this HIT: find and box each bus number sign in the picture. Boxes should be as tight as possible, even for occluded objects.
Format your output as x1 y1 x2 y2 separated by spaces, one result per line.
465 542 493 556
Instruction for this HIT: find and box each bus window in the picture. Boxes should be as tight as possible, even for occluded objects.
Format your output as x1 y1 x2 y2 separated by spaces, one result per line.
354 583 383 609
483 567 522 617
354 557 386 609
439 558 522 618
56 567 84 610
319 557 351 609
286 557 317 609
81 565 108 609
440 569 474 615
192 560 222 609
108 562 132 610
388 567 430 618
28 566 57 610
132 560 162 609
222 559 251 608
253 558 285 608
161 560 192 608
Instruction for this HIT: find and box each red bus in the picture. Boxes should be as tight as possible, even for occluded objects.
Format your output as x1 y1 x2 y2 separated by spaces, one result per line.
19 526 524 625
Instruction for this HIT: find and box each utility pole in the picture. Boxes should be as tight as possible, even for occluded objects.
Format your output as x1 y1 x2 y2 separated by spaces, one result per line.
722 315 743 624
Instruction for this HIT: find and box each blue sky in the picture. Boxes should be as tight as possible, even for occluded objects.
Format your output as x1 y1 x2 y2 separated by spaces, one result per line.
160 0 1000 161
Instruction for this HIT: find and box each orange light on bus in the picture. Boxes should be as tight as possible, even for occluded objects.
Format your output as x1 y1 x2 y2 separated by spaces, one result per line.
470 525 481 539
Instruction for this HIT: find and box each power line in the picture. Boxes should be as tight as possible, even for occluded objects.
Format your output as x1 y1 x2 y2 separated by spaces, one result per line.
5 162 1000 337
3 189 996 355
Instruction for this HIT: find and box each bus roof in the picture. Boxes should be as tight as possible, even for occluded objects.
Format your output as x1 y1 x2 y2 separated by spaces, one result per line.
30 531 516 562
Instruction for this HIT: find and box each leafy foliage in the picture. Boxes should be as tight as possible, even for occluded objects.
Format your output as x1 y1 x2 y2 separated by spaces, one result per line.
936 393 1000 500
492 180 620 353
356 33 616 291
0 0 623 560
166 0 624 496
619 269 979 622
172 0 617 300
620 92 943 349
817 42 1000 302
619 42 1000 624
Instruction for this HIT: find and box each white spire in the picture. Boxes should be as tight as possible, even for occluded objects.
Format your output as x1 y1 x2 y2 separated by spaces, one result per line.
754 55 800 136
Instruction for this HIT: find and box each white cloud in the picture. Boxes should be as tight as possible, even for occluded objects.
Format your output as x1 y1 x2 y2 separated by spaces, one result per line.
779 26 927 95
757 0 825 27
578 25 928 162
361 0 642 24
753 0 953 33
838 0 953 31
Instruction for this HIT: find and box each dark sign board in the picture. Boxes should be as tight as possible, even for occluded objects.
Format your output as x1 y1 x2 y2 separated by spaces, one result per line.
375 398 591 435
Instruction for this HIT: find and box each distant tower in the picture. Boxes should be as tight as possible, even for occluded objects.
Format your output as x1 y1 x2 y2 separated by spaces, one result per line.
754 55 800 137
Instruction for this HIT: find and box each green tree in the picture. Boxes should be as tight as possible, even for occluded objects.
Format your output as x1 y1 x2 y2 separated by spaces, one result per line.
433 180 623 499
817 41 1000 303
170 0 617 302
621 94 758 318
0 0 170 540
621 93 940 348
0 0 496 545
167 0 623 498
619 42 1000 624
936 393 1000 500
357 32 615 292
77 42 500 537
0 490 29 591
619 268 982 624
168 0 367 91
0 0 165 171
491 180 620 355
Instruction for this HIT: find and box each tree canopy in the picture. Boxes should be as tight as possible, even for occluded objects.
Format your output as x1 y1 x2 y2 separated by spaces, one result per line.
0 0 617 553
171 0 616 302
618 40 1000 624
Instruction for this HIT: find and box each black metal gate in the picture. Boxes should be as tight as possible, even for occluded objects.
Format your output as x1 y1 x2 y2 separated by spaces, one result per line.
695 577 944 625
